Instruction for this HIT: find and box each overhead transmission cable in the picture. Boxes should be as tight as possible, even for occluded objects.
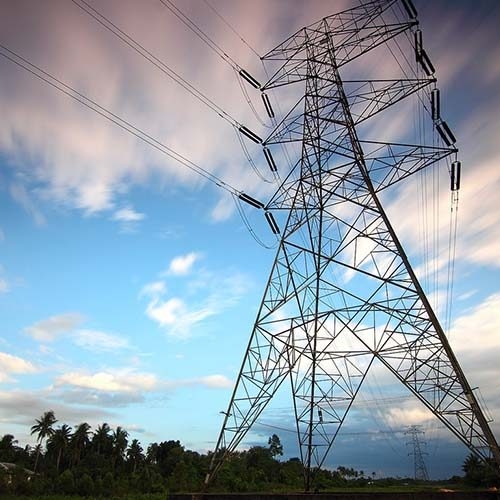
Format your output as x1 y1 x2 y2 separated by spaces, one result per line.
0 42 280 242
0 43 239 197
155 0 282 240
71 0 239 128
197 0 272 127
68 0 282 241
71 0 280 193
159 0 241 70
389 1 460 323
202 0 261 58
157 0 278 178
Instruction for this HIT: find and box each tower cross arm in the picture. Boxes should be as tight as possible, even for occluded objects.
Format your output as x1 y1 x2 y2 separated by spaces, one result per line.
261 0 416 90
362 140 457 192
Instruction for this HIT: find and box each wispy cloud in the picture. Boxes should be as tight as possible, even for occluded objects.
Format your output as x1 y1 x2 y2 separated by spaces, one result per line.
9 182 46 227
72 329 131 353
450 293 500 356
56 369 158 393
197 374 232 389
0 352 37 383
0 264 9 293
56 369 233 392
142 259 250 338
140 280 166 297
112 206 145 222
167 252 200 276
144 294 215 339
25 312 85 342
111 205 145 232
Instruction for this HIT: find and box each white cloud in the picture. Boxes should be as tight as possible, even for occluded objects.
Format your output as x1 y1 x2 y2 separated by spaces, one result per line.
386 404 434 428
168 252 200 276
112 206 144 222
142 264 250 338
140 280 166 298
450 293 500 357
72 329 131 353
142 258 228 338
145 296 214 338
0 351 37 382
0 278 8 294
25 312 85 342
54 368 231 394
211 194 235 222
198 374 232 388
146 297 186 327
56 369 158 393
162 374 233 390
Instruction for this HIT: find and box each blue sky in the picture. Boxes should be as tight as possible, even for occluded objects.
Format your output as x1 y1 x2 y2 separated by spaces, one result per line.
1 0 500 480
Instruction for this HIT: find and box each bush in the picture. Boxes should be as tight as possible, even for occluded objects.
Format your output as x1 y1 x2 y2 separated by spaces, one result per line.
57 468 75 494
76 472 94 496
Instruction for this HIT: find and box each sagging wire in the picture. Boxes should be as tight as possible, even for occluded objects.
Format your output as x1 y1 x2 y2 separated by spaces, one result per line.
0 42 242 198
235 128 276 184
159 0 240 70
394 0 460 322
235 69 272 128
158 0 282 192
233 193 279 250
71 0 240 129
72 0 280 205
199 0 275 131
202 0 261 59
445 170 460 336
159 0 272 131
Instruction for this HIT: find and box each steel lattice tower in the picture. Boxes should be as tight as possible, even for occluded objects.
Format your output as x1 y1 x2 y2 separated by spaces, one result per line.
406 426 429 481
206 0 500 490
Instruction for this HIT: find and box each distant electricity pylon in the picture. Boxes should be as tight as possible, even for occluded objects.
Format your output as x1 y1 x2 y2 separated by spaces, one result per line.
406 425 429 481
206 0 500 491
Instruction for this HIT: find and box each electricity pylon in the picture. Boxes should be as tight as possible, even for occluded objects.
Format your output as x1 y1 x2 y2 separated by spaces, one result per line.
206 0 500 490
406 425 429 481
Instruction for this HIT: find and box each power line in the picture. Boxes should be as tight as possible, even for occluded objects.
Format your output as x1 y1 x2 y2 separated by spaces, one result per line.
155 0 274 159
70 0 275 216
202 0 261 58
71 0 239 128
0 43 240 197
158 0 241 70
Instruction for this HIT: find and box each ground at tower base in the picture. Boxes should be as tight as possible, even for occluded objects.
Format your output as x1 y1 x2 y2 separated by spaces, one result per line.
171 493 500 500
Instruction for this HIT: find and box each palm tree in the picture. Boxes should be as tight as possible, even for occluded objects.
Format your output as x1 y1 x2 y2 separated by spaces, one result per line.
47 424 72 472
70 422 91 466
93 423 112 455
0 434 18 462
112 426 129 470
126 438 144 473
30 410 57 471
146 442 159 464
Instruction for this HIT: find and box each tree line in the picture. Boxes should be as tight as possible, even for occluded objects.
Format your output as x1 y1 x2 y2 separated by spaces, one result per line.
0 410 498 496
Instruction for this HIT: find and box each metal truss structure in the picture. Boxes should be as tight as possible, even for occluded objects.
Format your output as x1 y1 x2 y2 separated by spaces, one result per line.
406 425 429 481
206 0 500 490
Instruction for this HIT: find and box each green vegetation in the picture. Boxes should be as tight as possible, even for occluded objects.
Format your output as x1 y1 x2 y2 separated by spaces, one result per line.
0 411 498 496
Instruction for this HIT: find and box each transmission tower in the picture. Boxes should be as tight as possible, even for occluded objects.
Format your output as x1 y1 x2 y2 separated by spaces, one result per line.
206 0 500 491
406 425 429 481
